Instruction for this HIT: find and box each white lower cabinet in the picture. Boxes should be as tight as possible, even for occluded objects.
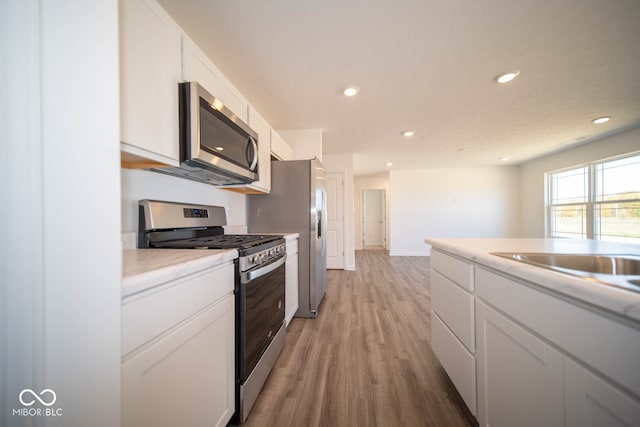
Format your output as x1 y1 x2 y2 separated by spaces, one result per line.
122 295 234 427
122 261 236 427
476 301 564 427
565 358 640 427
285 237 299 326
430 249 477 414
475 267 640 427
432 311 476 412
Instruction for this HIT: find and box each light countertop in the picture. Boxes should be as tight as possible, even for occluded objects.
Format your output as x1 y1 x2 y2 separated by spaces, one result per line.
121 233 298 298
425 238 640 323
122 248 238 298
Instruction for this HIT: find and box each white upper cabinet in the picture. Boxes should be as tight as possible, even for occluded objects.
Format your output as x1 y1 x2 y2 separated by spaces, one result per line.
181 34 247 122
120 0 278 187
120 0 181 167
271 129 294 160
247 106 272 192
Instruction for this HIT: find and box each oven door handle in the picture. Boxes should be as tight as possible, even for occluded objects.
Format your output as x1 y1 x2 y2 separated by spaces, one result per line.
241 255 286 284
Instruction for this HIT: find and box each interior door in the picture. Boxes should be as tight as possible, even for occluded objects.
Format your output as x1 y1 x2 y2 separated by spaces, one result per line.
325 172 344 269
363 189 385 248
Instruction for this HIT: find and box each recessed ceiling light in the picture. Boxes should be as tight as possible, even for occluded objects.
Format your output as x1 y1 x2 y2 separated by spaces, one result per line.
499 157 510 161
343 86 359 97
496 70 520 83
386 162 393 167
403 130 415 137
214 146 224 151
592 116 611 124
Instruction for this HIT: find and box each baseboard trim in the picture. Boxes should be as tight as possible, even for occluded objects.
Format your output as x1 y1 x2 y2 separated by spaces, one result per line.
389 251 430 257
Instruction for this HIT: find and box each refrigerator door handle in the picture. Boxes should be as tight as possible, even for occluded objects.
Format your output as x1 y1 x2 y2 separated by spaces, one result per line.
317 210 322 238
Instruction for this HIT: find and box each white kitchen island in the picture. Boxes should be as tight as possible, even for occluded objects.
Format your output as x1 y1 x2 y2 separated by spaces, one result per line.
426 238 640 427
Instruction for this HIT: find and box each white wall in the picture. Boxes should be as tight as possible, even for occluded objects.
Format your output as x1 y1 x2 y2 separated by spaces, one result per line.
1 1 122 426
354 173 391 251
322 154 356 270
390 167 521 255
279 128 323 161
520 126 640 237
121 169 248 235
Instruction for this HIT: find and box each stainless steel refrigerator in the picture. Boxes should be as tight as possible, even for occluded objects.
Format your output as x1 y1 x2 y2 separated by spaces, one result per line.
248 158 327 318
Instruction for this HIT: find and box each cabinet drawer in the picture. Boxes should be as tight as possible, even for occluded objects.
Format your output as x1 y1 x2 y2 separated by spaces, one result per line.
431 249 474 291
432 270 475 352
122 262 234 356
476 267 640 398
432 311 477 415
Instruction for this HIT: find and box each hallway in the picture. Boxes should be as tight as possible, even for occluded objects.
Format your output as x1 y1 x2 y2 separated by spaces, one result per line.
243 250 474 427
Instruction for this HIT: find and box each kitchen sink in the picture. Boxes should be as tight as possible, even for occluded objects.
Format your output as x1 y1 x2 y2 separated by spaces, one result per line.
491 252 640 293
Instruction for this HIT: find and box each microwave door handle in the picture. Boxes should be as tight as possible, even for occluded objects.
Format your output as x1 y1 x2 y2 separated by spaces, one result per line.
248 137 258 171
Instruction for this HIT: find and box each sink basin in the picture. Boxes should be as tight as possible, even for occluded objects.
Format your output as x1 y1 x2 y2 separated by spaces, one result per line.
491 252 640 293
493 253 640 275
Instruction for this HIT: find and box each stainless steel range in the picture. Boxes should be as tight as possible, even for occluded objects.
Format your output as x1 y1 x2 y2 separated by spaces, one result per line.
138 199 286 423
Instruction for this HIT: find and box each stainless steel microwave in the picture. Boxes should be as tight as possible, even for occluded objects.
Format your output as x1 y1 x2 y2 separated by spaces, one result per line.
152 81 259 185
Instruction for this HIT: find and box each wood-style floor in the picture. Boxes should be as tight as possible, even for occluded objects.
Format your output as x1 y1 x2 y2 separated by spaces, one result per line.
242 250 475 427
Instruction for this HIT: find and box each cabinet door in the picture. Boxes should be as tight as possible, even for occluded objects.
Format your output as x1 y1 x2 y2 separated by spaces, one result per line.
246 106 271 192
565 358 640 427
120 0 181 165
271 130 294 160
476 301 564 427
122 295 235 427
182 34 247 122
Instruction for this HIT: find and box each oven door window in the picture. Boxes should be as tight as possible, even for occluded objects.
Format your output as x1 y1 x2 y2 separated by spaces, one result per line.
240 259 285 380
199 98 256 170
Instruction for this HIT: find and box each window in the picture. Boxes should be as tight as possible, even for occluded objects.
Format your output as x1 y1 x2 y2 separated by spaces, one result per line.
546 152 640 243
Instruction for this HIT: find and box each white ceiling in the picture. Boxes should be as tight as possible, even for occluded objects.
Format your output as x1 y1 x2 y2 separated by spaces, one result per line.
157 0 640 175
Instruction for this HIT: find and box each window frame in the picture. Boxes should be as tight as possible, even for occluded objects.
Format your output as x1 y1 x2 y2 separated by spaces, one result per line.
545 151 640 242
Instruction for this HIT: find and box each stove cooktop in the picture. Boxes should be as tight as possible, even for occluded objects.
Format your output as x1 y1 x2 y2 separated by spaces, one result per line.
149 234 283 251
